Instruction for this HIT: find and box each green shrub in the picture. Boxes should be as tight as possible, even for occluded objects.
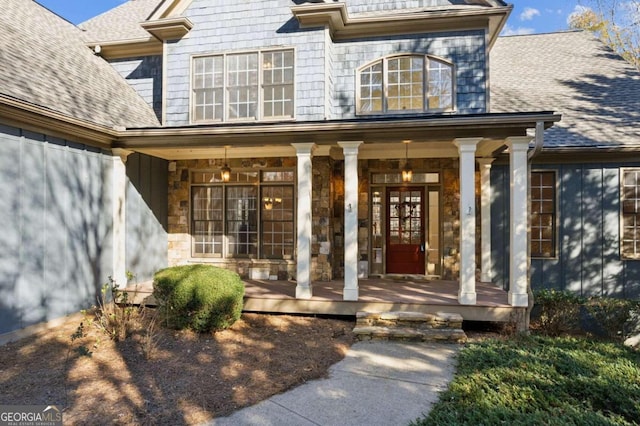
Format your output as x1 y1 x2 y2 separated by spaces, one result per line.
153 264 244 333
585 297 640 341
533 289 585 336
414 335 640 425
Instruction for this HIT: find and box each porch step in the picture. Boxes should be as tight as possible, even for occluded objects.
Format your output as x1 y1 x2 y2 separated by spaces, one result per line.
353 311 467 343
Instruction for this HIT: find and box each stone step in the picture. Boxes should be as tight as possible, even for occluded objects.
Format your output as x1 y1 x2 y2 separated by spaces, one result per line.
356 311 463 330
353 326 467 343
353 311 467 343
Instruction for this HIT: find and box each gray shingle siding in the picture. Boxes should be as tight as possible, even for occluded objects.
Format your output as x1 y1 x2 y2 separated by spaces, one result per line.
109 56 163 122
164 0 326 125
345 0 480 13
164 1 488 125
332 30 487 118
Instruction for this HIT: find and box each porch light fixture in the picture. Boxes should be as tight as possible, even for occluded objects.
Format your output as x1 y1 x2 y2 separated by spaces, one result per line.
402 140 413 183
221 146 231 182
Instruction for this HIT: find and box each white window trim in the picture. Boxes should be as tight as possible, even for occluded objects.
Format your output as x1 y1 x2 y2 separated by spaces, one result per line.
190 47 297 124
355 53 456 116
620 167 640 260
530 169 559 260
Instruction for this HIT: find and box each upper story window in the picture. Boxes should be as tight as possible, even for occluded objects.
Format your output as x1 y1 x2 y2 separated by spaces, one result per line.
622 169 640 259
357 54 454 115
192 49 294 123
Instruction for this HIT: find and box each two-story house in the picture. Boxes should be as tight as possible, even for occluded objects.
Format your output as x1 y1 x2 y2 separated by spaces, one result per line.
1 0 638 338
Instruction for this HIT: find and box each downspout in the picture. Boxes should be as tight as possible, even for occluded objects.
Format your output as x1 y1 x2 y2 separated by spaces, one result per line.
524 120 545 331
528 121 545 161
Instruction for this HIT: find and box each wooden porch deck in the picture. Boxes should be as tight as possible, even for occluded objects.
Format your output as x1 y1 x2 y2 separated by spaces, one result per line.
129 277 519 323
242 277 519 322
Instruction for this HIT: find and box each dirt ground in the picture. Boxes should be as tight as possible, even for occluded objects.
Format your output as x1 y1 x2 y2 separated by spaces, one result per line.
0 311 355 425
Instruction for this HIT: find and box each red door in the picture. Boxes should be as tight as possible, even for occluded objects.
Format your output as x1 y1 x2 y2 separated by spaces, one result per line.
386 187 425 274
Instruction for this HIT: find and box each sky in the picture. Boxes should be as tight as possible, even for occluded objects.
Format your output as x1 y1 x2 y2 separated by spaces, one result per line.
36 0 585 35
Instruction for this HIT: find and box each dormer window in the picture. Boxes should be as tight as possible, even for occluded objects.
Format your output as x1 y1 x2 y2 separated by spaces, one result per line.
357 54 454 114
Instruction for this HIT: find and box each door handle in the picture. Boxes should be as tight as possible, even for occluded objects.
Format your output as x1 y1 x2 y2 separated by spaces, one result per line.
419 243 426 253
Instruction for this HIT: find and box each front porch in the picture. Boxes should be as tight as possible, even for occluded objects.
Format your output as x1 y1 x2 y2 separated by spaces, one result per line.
243 277 519 323
130 277 521 323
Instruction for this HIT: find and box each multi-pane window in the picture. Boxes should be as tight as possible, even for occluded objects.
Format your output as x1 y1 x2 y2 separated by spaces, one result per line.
227 53 259 120
193 56 224 121
622 169 640 259
191 170 294 259
261 185 295 259
262 50 295 118
192 49 294 122
358 54 453 114
530 171 556 258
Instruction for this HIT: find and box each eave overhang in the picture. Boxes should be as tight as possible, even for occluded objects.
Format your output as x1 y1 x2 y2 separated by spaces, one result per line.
141 16 193 41
88 18 192 60
0 94 118 148
88 38 163 60
115 112 560 149
291 2 511 46
0 92 564 160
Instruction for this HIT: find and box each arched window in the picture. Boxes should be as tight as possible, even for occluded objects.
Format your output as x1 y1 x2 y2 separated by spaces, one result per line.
357 54 454 114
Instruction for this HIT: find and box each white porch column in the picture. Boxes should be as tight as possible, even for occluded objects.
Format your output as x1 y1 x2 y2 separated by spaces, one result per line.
338 141 363 301
507 137 533 307
112 149 132 289
454 138 481 305
293 143 316 299
477 158 494 283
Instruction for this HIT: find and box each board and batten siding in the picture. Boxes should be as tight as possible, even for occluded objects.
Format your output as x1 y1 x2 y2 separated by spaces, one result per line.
0 127 169 336
491 163 640 299
0 125 115 335
125 153 168 282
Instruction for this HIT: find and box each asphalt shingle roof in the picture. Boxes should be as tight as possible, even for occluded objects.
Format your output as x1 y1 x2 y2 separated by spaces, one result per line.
79 0 164 43
491 31 640 148
0 1 160 129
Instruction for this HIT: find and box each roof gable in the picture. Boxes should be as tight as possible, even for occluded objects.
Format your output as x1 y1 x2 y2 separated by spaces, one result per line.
1 1 160 129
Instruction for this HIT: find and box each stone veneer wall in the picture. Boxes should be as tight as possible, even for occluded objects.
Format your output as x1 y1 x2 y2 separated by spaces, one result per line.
312 156 334 281
167 155 471 282
352 158 464 281
167 156 335 282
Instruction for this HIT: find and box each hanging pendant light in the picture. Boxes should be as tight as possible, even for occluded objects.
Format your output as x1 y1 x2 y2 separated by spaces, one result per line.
402 140 413 183
221 146 231 182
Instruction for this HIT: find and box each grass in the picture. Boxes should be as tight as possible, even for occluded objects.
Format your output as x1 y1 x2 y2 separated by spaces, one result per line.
413 335 640 425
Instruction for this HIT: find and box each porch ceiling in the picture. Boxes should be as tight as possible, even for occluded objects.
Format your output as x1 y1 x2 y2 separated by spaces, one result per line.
115 112 560 160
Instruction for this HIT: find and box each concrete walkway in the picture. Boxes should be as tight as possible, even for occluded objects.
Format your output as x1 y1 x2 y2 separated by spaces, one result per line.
208 341 460 426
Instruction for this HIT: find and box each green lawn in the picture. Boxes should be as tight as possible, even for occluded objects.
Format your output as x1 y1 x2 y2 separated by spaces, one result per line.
413 335 640 425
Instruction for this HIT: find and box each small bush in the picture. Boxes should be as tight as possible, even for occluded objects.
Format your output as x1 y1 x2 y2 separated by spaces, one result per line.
94 274 138 342
153 264 244 333
585 297 640 341
533 289 585 336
